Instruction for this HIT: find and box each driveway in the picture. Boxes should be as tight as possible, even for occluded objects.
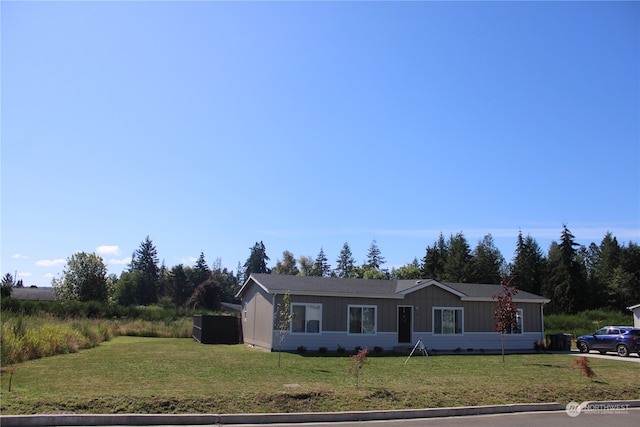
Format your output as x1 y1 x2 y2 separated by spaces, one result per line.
569 349 640 363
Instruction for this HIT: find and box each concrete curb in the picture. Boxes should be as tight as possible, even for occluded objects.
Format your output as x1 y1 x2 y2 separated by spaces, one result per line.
0 402 566 426
2 401 639 426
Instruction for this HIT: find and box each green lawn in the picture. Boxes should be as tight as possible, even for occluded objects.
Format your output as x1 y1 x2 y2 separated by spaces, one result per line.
1 336 639 415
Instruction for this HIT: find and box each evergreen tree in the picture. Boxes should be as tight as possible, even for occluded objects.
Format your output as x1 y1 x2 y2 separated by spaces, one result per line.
366 239 385 271
274 250 299 275
510 231 546 296
609 242 640 310
469 234 504 284
443 233 472 282
244 241 271 276
310 247 331 277
335 242 356 278
1 273 15 297
422 233 447 280
129 236 160 305
167 264 192 308
547 225 587 313
192 252 211 287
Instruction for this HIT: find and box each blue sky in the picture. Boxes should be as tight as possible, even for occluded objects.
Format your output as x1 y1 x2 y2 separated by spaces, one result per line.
2 1 638 287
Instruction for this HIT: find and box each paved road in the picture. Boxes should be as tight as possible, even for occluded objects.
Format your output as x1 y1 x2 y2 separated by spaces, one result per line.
569 349 640 362
225 408 640 427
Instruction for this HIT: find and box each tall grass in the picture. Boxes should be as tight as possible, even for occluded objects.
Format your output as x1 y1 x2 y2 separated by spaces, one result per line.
0 314 193 366
544 309 633 338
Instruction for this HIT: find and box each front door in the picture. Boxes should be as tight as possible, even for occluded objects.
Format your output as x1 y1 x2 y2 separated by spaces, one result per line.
398 306 412 343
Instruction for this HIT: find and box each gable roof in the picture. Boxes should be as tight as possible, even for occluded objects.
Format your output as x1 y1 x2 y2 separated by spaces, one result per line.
237 274 550 303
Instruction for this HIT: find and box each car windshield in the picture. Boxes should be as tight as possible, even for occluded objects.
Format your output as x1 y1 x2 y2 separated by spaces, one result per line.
594 328 608 335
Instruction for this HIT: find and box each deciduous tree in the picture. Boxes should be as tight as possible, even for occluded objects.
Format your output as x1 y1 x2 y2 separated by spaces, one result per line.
52 252 109 303
274 250 299 275
493 279 518 362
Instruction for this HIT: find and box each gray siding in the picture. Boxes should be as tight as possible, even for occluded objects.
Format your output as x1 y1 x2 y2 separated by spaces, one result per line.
244 280 546 352
242 284 274 350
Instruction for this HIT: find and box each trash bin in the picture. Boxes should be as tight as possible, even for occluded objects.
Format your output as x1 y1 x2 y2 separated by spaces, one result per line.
561 334 572 351
546 333 572 351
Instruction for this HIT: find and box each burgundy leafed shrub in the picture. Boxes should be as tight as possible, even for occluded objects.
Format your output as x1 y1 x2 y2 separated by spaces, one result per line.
572 356 596 379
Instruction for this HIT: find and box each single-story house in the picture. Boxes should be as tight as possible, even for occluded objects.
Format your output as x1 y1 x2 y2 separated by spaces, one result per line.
628 303 640 328
236 274 550 352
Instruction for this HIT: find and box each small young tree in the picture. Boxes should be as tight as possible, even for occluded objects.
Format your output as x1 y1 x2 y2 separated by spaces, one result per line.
347 347 370 387
275 292 295 367
493 278 518 363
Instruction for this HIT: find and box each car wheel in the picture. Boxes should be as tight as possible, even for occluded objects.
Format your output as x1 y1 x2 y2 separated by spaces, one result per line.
577 341 589 353
616 345 629 357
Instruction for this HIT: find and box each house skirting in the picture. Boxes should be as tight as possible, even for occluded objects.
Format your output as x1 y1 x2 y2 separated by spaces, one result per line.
270 331 545 353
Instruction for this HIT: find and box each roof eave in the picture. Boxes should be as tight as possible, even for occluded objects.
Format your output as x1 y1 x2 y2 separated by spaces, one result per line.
460 296 551 304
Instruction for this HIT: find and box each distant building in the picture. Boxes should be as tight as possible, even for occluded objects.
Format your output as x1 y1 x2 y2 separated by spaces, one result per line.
628 304 640 328
11 287 57 301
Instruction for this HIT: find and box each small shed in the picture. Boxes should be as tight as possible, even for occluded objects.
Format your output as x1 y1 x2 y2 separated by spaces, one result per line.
627 304 640 328
193 315 242 344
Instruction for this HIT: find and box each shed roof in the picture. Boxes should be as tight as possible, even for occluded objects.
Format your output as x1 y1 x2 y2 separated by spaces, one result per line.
238 274 550 303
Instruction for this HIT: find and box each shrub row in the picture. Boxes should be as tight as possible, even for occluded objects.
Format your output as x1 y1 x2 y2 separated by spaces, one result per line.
544 309 633 338
0 297 221 322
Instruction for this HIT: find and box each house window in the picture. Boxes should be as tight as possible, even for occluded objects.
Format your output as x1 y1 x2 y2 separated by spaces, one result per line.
433 308 463 334
348 305 376 334
291 303 321 334
506 309 523 334
243 303 247 321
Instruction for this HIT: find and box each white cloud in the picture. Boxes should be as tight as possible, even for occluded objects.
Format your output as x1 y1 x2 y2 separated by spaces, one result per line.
11 253 28 259
44 273 54 279
17 272 32 278
35 259 66 267
108 257 131 265
180 256 198 265
96 245 121 256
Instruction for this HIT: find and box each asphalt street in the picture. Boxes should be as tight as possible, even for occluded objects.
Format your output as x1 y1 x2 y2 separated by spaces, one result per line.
211 408 640 427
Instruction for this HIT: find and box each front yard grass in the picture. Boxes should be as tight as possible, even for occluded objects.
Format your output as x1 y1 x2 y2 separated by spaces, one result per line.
1 336 639 414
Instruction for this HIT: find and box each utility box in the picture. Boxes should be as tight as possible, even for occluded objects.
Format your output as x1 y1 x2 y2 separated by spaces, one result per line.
193 315 241 344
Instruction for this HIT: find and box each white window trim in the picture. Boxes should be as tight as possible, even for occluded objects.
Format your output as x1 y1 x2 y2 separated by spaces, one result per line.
507 308 524 334
347 304 377 335
290 303 322 335
432 307 464 335
243 302 248 322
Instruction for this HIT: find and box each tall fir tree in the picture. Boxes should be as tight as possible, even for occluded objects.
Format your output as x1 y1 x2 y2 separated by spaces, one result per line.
547 225 587 313
366 239 385 271
244 241 271 276
469 234 504 284
311 247 331 277
443 233 472 282
335 242 356 278
422 233 448 280
510 231 547 296
192 252 211 287
129 236 160 305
